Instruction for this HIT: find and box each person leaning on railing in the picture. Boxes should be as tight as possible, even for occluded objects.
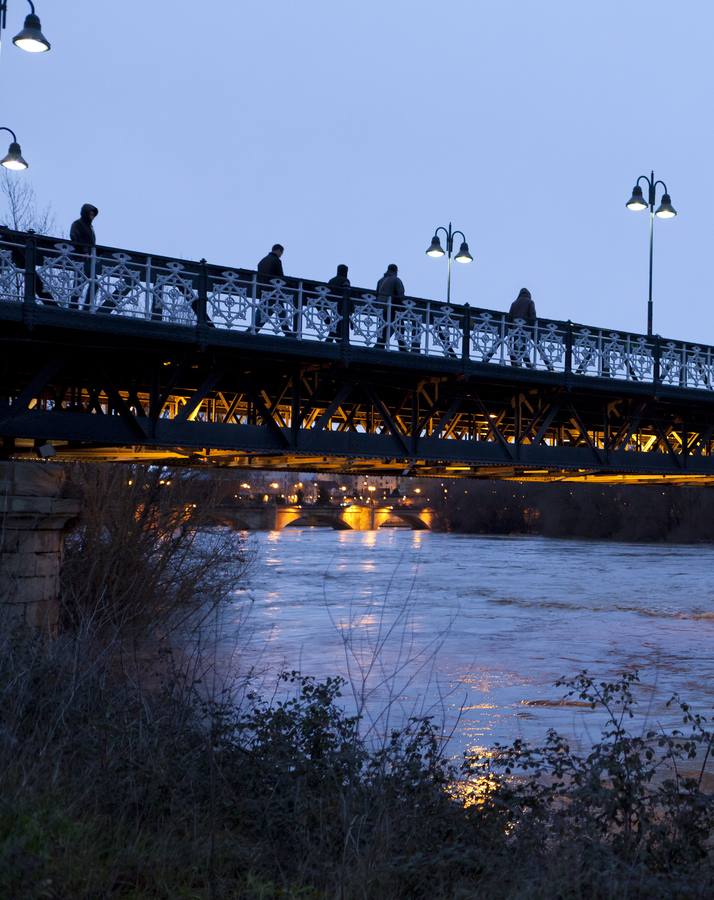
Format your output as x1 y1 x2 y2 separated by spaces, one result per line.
376 263 407 350
325 264 350 342
507 287 536 368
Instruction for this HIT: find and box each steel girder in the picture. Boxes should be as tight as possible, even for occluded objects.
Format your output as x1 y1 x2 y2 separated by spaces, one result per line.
2 317 714 480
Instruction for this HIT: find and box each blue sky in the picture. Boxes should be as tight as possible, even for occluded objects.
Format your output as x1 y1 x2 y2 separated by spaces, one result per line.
1 0 711 341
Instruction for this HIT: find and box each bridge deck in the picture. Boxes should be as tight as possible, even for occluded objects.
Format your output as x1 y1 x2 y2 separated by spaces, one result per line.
1 229 713 481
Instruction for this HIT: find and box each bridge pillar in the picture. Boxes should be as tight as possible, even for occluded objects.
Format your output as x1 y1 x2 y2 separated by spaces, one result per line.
0 462 79 631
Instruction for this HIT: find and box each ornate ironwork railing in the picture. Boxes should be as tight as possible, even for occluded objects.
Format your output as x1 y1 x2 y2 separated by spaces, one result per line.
1 228 711 390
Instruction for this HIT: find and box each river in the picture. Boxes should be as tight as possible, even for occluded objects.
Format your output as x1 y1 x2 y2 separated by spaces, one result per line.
222 528 714 759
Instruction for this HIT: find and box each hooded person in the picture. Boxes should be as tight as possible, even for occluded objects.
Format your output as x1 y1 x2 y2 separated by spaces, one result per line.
67 204 98 309
376 263 405 303
509 287 536 322
69 203 98 255
375 263 410 349
508 288 537 367
328 263 350 291
324 264 351 341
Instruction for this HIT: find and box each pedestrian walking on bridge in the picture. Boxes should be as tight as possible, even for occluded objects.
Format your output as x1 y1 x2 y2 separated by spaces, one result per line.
256 243 294 336
257 243 284 280
68 203 98 309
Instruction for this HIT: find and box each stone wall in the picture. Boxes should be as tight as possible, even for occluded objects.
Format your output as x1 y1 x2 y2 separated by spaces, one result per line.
0 462 79 630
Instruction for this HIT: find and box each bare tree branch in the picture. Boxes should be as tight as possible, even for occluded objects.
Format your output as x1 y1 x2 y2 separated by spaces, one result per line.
0 170 55 234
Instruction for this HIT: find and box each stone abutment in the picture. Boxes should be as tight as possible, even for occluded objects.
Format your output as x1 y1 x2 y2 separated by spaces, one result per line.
0 462 79 630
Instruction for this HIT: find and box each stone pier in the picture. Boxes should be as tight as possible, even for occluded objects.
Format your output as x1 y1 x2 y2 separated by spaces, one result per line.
0 462 79 630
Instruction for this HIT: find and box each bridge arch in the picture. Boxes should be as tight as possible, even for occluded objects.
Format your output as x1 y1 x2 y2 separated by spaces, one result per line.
280 510 352 530
375 508 433 530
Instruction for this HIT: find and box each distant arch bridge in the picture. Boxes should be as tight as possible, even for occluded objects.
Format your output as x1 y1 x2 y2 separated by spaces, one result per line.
211 504 434 531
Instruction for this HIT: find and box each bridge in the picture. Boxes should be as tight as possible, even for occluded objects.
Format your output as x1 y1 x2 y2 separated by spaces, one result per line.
2 227 714 484
211 503 433 531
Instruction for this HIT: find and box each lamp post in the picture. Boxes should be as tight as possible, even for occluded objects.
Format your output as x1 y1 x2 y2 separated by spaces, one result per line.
0 127 28 169
0 1 51 52
425 222 473 303
626 171 677 337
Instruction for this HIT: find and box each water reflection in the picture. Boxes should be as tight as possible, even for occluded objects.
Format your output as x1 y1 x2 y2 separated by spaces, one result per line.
227 529 714 755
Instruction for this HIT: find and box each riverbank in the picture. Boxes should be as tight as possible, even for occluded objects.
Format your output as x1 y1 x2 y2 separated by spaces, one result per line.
5 467 712 897
426 480 714 542
1 622 713 899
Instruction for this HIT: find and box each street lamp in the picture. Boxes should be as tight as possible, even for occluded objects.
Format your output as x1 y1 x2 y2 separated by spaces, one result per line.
0 127 28 170
425 222 473 302
626 170 677 336
0 1 51 52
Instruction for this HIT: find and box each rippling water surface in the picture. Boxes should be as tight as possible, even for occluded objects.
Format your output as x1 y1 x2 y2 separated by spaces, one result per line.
223 529 714 756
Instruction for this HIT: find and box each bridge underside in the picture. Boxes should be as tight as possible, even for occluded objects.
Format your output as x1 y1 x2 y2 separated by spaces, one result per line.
2 310 714 483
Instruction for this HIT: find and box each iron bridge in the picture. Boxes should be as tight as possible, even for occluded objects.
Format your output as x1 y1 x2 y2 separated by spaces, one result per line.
1 228 714 483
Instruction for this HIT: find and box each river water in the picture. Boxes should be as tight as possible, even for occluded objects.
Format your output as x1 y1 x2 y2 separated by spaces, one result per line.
223 529 714 759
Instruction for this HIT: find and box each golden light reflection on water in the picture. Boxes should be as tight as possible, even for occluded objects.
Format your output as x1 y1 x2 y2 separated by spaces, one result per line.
449 745 499 808
449 776 500 809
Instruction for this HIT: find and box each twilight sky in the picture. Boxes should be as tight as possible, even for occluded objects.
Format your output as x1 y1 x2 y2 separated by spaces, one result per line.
1 0 711 341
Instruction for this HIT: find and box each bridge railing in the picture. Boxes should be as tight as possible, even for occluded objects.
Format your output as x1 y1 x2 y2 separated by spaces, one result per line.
1 228 712 390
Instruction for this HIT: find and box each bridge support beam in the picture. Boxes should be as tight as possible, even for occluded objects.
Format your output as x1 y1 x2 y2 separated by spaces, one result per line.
0 462 79 631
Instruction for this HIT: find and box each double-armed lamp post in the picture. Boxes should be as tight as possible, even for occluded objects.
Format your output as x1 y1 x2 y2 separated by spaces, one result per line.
0 1 51 172
425 222 473 303
626 171 677 337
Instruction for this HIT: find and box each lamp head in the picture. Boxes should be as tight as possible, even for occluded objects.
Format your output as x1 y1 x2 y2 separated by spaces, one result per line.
454 241 473 264
13 12 51 53
425 235 445 258
626 184 648 211
655 193 677 219
1 141 28 171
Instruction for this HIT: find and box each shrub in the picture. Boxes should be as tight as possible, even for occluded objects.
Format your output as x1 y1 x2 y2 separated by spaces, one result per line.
1 623 713 900
60 464 250 638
